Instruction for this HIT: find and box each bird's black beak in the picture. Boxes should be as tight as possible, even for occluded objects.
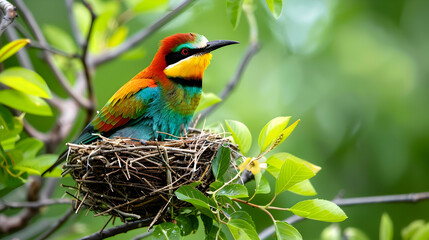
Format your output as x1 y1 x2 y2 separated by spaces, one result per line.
203 40 239 53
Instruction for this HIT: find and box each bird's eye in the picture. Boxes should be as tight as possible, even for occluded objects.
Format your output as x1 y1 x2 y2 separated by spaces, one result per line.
181 48 189 56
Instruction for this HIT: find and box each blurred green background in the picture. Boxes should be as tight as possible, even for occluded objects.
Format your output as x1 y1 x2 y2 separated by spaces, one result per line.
5 0 429 239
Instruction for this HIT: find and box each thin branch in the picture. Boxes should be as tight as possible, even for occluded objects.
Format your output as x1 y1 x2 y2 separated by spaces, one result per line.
258 192 429 239
0 199 71 211
80 0 97 121
65 0 84 46
29 41 80 58
0 0 17 37
14 0 92 109
36 207 74 240
78 217 156 240
91 0 195 66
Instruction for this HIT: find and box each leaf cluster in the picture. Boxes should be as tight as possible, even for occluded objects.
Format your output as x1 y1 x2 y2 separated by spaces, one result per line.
0 40 59 197
152 116 347 240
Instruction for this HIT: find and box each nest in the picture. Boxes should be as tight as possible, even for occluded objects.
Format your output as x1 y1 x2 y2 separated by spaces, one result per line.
62 129 236 224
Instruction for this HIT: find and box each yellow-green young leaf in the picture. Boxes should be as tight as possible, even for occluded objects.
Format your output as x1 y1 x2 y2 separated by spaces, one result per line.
380 213 394 240
226 0 243 29
108 26 128 47
265 0 283 18
410 223 429 240
0 39 30 62
288 179 317 196
227 219 260 240
274 221 302 240
195 92 221 112
73 2 91 37
0 67 52 98
320 224 341 240
35 154 62 177
43 25 77 53
275 158 315 194
225 120 252 155
274 119 300 148
0 90 52 116
290 199 347 222
153 222 182 240
267 152 321 178
401 220 425 240
344 227 370 240
258 116 290 153
134 0 168 12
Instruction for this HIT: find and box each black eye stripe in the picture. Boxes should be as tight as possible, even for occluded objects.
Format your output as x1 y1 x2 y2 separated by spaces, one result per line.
165 48 200 66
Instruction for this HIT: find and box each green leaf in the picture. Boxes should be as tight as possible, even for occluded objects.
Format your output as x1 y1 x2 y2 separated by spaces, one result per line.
230 211 256 229
217 184 248 198
267 152 321 178
290 199 347 222
0 105 14 137
206 225 227 240
225 120 252 155
0 116 23 147
265 0 283 19
175 185 215 217
226 0 243 29
288 179 317 196
195 92 222 112
274 221 302 240
153 222 182 240
0 67 52 98
320 224 341 240
43 25 77 53
380 213 393 240
344 227 370 240
0 39 30 63
201 214 213 235
0 90 52 116
410 223 429 240
175 215 199 236
254 172 270 195
212 146 231 180
275 158 315 195
227 218 260 240
402 220 425 240
15 138 43 160
258 116 290 153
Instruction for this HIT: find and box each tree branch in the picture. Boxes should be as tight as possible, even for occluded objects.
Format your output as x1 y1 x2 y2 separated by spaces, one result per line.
0 0 17 37
80 0 97 121
78 217 156 240
0 176 41 234
0 198 71 211
91 0 195 66
258 192 429 239
65 0 84 46
36 207 74 240
14 0 92 110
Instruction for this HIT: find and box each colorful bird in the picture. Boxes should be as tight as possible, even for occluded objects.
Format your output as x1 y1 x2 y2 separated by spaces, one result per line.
43 33 238 175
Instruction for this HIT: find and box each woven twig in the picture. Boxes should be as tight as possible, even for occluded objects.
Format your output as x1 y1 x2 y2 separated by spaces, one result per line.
63 130 236 223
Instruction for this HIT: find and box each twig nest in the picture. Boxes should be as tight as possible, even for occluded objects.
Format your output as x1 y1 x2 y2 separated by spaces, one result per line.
63 129 235 222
